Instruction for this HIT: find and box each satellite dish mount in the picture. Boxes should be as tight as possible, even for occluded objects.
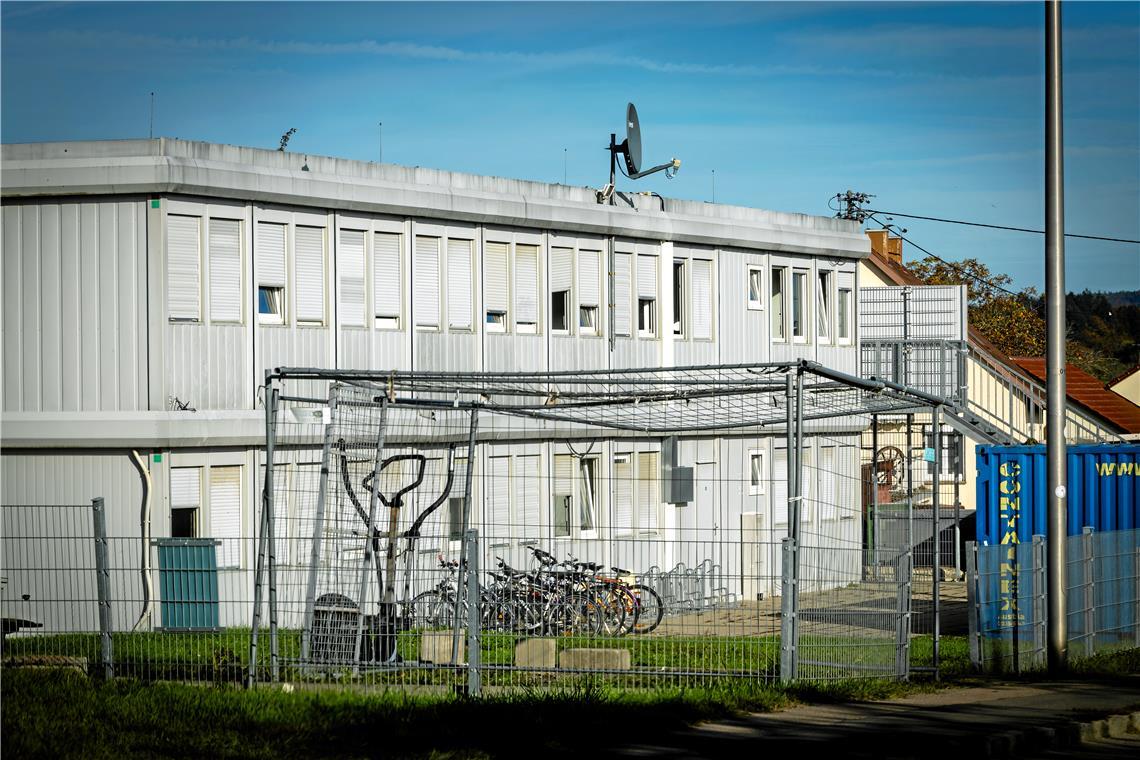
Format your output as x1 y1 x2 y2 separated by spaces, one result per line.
602 103 680 203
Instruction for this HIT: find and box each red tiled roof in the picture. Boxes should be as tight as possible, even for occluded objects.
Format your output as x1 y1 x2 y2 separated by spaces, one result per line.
1012 357 1140 434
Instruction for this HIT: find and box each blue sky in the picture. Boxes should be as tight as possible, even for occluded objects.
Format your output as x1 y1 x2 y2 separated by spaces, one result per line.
3 1 1137 293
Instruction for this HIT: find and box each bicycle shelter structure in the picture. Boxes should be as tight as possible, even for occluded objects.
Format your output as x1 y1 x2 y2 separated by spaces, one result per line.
248 360 953 690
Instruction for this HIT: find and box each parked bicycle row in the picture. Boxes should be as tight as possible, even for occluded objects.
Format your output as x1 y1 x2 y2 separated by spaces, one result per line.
407 546 664 636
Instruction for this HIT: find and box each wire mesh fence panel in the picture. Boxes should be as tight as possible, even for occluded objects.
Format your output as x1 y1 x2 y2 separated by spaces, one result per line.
969 528 1139 673
253 364 937 690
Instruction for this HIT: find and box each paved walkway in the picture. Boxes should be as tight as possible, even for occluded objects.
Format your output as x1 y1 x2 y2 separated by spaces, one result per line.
611 677 1140 759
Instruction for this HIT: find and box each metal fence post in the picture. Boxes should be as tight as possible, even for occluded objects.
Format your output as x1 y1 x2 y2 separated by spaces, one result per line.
91 497 114 680
1032 535 1047 669
1082 527 1095 657
780 536 796 682
966 541 980 670
465 529 482 697
895 549 912 680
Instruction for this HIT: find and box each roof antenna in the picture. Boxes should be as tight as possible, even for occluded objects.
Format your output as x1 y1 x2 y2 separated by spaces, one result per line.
149 92 155 139
600 103 681 204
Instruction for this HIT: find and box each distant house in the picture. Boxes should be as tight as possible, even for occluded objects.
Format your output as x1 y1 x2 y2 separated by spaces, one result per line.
1013 359 1140 441
1109 365 1140 408
856 231 1125 518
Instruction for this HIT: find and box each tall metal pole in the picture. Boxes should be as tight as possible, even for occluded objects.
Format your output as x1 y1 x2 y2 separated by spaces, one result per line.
932 406 942 680
1045 0 1069 673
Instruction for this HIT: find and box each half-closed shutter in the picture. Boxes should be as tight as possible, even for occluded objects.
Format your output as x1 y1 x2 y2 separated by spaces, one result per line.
553 454 573 537
338 229 366 327
168 215 201 320
614 253 631 336
209 218 242 322
294 226 325 324
692 259 713 340
820 447 837 521
210 466 242 569
613 456 633 535
637 452 658 534
447 239 473 329
550 247 573 292
515 455 540 540
637 255 657 300
484 242 509 315
488 456 510 540
257 223 286 287
171 467 201 509
578 250 600 308
773 449 788 525
373 231 401 321
515 245 539 327
415 236 440 327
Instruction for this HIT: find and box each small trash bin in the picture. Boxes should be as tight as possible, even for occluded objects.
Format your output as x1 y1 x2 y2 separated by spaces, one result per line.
153 538 222 631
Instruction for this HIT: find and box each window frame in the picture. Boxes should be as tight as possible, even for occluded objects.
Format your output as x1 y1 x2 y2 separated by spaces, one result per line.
257 285 285 325
771 265 787 342
747 265 764 311
484 240 511 335
791 268 809 344
837 285 853 345
551 288 572 335
514 242 541 335
748 449 766 496
672 259 686 338
816 269 832 344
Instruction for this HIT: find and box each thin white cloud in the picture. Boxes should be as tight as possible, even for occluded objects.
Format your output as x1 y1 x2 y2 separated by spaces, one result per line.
784 23 1139 55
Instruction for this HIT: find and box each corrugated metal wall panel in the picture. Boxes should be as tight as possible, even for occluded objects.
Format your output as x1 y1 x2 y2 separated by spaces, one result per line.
168 323 247 410
2 206 22 410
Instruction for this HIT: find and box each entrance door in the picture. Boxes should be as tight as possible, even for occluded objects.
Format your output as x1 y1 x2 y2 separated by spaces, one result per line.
741 512 765 601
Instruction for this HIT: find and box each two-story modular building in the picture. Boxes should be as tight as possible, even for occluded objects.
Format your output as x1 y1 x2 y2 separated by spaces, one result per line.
2 138 871 626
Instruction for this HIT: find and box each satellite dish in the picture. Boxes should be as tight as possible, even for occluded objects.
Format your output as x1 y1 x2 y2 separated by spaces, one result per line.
624 103 642 175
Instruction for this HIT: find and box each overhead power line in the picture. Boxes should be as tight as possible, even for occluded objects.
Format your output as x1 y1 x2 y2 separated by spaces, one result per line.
867 209 1140 245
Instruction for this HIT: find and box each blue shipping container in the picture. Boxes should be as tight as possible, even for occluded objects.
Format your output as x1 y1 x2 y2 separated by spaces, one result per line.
976 444 1139 546
975 444 1139 640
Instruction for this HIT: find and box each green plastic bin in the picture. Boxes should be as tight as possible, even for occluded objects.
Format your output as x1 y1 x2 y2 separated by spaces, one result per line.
153 538 222 631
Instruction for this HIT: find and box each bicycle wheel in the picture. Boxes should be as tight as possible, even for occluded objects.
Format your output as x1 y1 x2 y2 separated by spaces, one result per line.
408 590 448 630
629 584 663 634
547 592 593 636
587 584 627 637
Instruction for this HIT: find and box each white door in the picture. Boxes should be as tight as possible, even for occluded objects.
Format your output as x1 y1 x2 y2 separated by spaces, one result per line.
741 512 765 601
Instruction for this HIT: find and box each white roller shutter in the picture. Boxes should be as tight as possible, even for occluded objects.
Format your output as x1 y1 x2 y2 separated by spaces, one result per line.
171 467 201 509
338 229 366 327
515 244 539 328
256 222 286 288
484 242 509 315
415 236 440 328
578 250 600 308
210 466 242 569
637 452 658 534
614 253 631 336
167 215 201 321
637 255 657 300
294 226 325 324
773 449 788 525
820 447 837 521
488 456 510 540
613 456 633 535
209 218 242 322
373 231 402 321
550 247 573 291
447 239 473 329
515 455 540 540
692 259 713 340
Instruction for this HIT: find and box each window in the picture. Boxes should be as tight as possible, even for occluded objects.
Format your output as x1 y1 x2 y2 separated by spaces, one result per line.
817 270 831 343
692 259 713 340
672 259 686 337
209 218 242 323
515 244 539 334
514 455 541 541
771 266 786 341
614 253 632 337
747 266 763 310
295 226 326 325
485 241 509 333
578 249 601 336
551 246 573 334
210 466 242 569
792 269 808 343
772 449 788 525
613 454 633 536
447 239 473 330
923 427 963 483
553 454 597 538
749 450 766 496
837 286 852 344
170 467 201 538
487 456 510 544
168 215 201 321
256 222 286 325
636 452 659 535
373 231 402 329
819 447 838 521
414 236 440 329
339 230 366 327
637 255 657 337
448 496 465 541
